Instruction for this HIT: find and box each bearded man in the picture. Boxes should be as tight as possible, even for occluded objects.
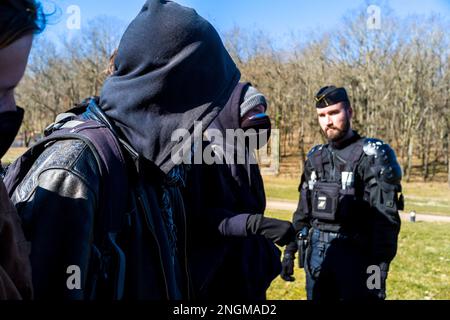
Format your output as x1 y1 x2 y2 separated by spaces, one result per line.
280 86 404 301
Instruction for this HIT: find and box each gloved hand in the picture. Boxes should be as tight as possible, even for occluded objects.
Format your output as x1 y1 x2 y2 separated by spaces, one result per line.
280 251 295 282
246 214 295 246
376 262 389 300
368 262 389 300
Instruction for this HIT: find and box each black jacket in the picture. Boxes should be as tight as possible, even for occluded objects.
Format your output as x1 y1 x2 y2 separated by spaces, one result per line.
184 83 281 301
184 162 281 301
291 132 402 265
9 118 190 299
9 0 242 300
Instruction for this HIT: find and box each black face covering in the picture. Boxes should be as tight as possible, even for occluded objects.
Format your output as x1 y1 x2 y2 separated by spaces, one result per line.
207 82 267 208
208 82 272 151
0 107 24 159
241 113 271 148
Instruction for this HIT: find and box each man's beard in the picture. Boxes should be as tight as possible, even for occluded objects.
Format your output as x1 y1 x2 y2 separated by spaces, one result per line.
322 116 350 142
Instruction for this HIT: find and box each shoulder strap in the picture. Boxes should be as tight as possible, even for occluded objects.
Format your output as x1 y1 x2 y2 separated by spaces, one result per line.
60 120 129 235
5 118 128 299
308 145 326 179
6 119 128 235
347 138 365 173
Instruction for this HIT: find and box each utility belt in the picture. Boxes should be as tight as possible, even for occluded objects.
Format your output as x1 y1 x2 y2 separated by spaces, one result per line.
312 228 353 242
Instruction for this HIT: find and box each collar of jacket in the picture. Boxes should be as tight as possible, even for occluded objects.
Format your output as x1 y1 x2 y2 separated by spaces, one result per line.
84 97 166 183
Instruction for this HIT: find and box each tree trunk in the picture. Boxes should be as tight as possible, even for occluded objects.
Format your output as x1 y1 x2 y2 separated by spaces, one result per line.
444 120 450 188
447 136 450 189
298 129 305 173
23 131 32 148
406 135 414 182
431 147 438 180
422 131 431 182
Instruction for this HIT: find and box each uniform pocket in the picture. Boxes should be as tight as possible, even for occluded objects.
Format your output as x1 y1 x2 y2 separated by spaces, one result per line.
311 182 340 221
306 232 327 280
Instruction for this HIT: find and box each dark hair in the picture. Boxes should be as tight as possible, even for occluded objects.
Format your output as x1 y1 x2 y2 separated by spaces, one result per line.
106 48 119 76
0 0 47 49
342 100 351 110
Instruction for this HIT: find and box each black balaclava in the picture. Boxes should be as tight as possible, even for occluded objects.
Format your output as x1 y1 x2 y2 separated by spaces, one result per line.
100 0 240 174
207 82 266 209
0 107 24 159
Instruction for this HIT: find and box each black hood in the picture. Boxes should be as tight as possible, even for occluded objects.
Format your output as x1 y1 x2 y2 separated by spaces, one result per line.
100 0 240 174
207 82 266 210
208 82 248 133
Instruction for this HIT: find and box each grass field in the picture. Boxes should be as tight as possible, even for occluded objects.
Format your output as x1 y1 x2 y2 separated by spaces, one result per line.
2 147 27 165
263 176 450 216
265 209 450 300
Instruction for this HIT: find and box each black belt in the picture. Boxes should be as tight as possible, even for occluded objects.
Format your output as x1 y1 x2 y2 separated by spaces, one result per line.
313 228 353 242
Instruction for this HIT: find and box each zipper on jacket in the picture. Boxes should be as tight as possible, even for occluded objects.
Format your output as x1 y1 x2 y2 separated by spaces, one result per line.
136 192 170 299
181 198 191 299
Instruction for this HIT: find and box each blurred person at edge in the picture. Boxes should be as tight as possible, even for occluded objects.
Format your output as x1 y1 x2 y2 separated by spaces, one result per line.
0 0 47 299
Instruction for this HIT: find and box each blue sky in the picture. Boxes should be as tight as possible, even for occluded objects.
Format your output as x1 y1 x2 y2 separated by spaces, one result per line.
41 0 450 45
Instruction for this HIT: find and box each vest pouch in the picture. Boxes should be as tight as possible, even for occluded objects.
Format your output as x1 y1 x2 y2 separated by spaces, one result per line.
336 187 357 221
300 187 311 216
311 182 340 221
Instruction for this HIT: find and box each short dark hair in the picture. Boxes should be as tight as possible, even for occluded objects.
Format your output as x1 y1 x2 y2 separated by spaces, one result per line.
0 0 47 49
342 100 351 110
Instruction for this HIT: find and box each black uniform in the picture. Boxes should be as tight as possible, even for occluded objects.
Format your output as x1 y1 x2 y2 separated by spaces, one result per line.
285 131 403 300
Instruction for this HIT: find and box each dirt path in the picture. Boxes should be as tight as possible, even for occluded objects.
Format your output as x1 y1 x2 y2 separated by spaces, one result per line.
266 199 450 223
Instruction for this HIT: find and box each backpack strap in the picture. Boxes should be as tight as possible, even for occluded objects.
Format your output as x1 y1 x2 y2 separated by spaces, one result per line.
4 118 128 299
56 120 128 300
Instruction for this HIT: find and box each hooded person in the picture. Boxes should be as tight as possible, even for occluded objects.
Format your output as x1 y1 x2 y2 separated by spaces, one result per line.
0 0 47 300
7 0 240 300
184 83 294 300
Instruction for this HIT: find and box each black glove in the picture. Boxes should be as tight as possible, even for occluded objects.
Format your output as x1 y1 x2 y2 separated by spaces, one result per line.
377 262 389 300
368 262 389 300
246 214 295 246
280 251 295 282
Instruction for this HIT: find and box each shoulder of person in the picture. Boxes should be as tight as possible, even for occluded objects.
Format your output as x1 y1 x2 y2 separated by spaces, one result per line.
361 137 402 183
12 139 100 204
362 137 397 158
306 144 326 159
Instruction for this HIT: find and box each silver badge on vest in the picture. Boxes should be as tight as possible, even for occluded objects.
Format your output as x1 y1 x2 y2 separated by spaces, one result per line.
341 171 354 190
317 196 327 210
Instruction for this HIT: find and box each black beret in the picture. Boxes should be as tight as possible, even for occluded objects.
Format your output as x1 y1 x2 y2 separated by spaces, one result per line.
315 86 349 108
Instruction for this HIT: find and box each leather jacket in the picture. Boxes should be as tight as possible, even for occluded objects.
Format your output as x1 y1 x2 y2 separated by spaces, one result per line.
10 107 190 300
0 180 33 299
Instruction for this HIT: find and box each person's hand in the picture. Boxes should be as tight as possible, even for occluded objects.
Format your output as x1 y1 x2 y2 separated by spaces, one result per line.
376 262 389 300
369 262 389 300
280 252 295 282
246 215 295 246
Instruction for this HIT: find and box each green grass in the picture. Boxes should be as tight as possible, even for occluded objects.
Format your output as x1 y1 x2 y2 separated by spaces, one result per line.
265 209 450 300
263 176 450 216
1 147 27 165
401 183 450 216
263 176 300 201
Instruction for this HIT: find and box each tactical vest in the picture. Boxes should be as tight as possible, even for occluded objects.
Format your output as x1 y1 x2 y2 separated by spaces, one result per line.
307 139 366 228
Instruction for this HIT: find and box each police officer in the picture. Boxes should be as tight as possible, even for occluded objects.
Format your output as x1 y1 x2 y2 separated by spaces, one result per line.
280 86 404 300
